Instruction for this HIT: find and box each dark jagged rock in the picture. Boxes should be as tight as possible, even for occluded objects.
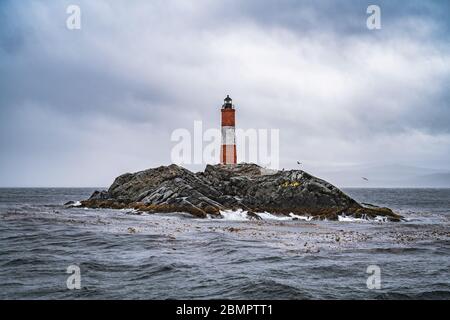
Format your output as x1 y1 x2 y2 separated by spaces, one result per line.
80 163 403 221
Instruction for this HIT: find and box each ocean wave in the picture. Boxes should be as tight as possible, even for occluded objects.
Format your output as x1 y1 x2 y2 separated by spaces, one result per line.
337 214 390 223
374 290 450 300
1 188 448 299
217 210 250 221
217 278 313 299
218 210 391 223
217 209 313 221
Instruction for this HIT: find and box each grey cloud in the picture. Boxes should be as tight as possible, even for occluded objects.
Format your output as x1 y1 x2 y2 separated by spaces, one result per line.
0 0 449 186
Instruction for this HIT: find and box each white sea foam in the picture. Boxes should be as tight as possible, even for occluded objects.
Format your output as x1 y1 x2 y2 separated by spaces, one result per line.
219 209 250 221
214 210 391 223
289 213 313 221
373 216 389 223
338 214 389 223
120 208 140 214
338 215 366 222
256 212 293 221
218 210 313 221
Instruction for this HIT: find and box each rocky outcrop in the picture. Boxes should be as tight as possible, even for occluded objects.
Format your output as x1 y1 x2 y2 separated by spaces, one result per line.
80 163 403 221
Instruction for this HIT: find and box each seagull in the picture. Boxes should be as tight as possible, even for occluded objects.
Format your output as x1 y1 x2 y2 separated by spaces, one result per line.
297 161 302 165
362 177 369 181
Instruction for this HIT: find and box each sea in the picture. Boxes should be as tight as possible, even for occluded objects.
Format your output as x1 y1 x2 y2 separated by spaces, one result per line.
0 188 449 299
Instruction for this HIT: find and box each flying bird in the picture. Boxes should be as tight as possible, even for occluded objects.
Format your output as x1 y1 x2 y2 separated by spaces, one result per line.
362 177 369 181
297 161 302 165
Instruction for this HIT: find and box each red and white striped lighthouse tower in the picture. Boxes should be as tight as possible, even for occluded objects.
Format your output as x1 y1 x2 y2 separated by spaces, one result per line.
220 95 237 165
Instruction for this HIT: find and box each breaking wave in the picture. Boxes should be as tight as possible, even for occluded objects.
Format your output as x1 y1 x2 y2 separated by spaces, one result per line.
218 210 390 223
337 214 390 223
217 209 313 221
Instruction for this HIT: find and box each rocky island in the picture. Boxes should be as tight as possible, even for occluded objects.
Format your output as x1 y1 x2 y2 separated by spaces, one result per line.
78 163 402 221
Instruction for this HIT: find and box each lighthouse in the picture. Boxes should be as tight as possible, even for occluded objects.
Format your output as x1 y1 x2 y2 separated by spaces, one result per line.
220 95 237 165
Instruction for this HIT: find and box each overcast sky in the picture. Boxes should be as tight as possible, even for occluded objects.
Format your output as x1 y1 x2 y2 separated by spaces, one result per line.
1 0 449 187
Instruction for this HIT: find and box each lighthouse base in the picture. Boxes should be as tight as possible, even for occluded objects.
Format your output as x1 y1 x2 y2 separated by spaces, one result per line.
220 145 237 165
